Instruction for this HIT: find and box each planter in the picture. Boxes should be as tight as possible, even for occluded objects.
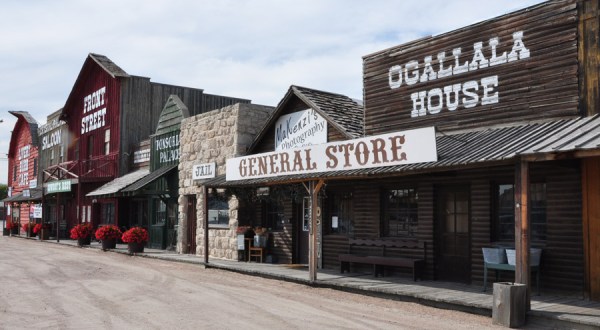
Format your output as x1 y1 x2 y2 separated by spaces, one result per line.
482 247 507 264
506 248 542 266
101 239 117 250
3 228 8 236
77 236 91 247
127 242 145 254
10 227 18 235
39 229 50 240
492 282 527 327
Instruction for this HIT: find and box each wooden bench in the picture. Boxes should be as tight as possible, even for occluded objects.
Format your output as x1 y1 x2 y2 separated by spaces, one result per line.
339 238 426 281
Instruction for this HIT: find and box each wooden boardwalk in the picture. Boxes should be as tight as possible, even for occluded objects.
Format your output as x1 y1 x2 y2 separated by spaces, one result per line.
43 238 600 329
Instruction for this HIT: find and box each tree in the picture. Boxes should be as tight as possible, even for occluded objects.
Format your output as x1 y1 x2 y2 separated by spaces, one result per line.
0 184 6 200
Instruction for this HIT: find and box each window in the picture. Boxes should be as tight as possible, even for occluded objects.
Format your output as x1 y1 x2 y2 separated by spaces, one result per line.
262 199 284 231
33 157 38 177
208 189 229 226
104 129 110 155
324 191 353 235
493 183 546 242
154 199 167 225
101 203 115 224
13 165 17 182
382 188 418 237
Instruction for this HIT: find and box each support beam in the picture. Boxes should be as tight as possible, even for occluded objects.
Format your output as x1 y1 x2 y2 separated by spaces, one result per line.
204 185 209 264
309 179 325 283
514 159 531 311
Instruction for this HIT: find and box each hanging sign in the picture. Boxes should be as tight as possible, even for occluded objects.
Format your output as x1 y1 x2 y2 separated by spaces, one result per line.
47 180 71 193
227 126 437 181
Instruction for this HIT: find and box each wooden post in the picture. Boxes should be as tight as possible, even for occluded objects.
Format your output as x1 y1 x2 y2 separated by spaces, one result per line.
514 159 531 311
203 185 209 264
309 179 325 283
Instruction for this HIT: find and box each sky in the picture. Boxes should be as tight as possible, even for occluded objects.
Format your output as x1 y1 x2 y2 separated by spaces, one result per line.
0 0 546 184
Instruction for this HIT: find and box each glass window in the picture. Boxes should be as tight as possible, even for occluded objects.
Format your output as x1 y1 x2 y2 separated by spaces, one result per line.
154 199 167 225
324 191 353 235
493 183 546 241
262 199 283 230
382 188 418 237
104 129 110 155
208 189 229 226
101 203 115 224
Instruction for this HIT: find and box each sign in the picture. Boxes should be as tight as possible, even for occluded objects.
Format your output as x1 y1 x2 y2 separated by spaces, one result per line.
7 187 11 197
47 180 71 193
29 179 37 189
133 148 151 164
153 132 180 165
227 126 437 181
31 204 42 218
362 3 579 134
22 189 30 198
274 109 327 150
81 86 107 134
192 162 216 180
41 129 62 150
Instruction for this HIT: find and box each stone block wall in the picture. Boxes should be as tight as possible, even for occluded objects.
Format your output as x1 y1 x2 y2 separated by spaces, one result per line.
178 103 274 258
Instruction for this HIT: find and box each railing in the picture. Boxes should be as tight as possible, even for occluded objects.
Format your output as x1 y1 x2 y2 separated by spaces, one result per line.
79 153 118 180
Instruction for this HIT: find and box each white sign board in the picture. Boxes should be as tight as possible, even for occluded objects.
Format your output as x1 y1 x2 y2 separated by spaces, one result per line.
192 162 216 180
29 179 37 189
274 109 327 151
32 205 43 218
227 126 437 181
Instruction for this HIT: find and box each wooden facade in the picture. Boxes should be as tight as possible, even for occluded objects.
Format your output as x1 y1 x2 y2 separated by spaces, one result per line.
363 0 580 134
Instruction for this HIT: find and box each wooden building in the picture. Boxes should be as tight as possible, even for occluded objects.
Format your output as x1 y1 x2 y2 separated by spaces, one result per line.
51 53 249 234
2 111 41 236
216 0 600 302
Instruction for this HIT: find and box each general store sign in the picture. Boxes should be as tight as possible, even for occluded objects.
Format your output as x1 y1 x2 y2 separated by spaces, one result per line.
227 126 437 181
274 109 327 151
47 180 71 193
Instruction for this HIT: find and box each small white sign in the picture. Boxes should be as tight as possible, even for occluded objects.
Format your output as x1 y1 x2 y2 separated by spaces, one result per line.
332 216 339 229
133 148 151 164
29 179 37 189
274 109 327 151
22 189 30 198
192 162 216 180
32 205 43 218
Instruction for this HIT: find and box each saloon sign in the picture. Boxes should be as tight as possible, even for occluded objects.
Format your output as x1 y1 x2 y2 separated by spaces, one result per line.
227 126 436 181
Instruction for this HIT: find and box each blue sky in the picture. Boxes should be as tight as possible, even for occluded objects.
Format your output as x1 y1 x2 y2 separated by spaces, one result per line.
0 0 546 184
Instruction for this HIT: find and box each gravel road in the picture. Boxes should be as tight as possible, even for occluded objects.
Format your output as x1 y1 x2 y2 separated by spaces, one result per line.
0 236 507 329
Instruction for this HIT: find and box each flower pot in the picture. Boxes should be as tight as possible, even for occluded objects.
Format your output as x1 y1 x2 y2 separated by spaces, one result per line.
39 229 50 240
101 239 117 250
128 242 145 253
77 236 91 247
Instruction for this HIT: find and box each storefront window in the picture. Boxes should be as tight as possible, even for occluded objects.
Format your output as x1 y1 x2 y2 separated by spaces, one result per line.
324 192 353 235
493 183 546 242
381 188 418 237
208 190 229 227
154 199 167 225
101 202 115 224
262 199 284 231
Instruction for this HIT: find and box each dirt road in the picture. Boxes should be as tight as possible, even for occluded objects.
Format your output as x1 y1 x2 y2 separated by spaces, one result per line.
0 237 505 329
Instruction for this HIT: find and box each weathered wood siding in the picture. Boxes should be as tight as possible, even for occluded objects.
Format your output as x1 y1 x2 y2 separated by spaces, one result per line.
363 0 579 135
321 161 583 293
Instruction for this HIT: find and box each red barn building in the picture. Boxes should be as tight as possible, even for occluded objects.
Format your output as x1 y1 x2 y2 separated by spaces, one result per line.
3 111 40 235
50 53 249 232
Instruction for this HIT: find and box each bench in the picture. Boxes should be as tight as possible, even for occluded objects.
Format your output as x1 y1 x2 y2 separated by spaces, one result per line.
483 262 540 295
339 238 426 281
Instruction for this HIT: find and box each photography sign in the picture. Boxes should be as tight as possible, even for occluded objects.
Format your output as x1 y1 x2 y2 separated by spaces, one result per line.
274 109 327 151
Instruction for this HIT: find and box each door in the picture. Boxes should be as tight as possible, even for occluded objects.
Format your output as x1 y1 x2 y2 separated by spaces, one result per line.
583 158 600 300
436 186 471 283
186 195 197 255
295 197 310 264
149 198 167 249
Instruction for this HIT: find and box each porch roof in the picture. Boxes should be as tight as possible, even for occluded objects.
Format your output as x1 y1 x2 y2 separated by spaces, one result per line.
1 188 43 203
86 169 150 198
203 115 600 187
120 164 178 193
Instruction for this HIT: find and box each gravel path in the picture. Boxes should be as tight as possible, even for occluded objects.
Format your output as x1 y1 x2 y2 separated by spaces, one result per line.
0 236 508 329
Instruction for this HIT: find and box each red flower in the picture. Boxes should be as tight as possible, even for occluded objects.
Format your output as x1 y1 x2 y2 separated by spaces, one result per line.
21 222 34 232
70 223 94 239
121 227 149 243
6 221 18 230
32 223 49 234
95 225 122 240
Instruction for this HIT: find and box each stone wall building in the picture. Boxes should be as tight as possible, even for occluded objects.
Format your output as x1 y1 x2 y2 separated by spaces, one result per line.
177 103 274 258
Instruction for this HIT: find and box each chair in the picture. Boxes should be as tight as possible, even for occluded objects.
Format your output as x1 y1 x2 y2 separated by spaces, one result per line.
247 238 265 263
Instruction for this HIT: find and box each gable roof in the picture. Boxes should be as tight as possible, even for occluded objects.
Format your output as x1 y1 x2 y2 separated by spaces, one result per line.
60 53 129 121
8 111 39 157
154 95 190 135
248 85 364 153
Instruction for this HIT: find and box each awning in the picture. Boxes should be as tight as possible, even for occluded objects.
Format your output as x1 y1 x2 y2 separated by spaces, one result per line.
1 188 43 203
206 115 600 188
86 169 149 198
121 164 178 194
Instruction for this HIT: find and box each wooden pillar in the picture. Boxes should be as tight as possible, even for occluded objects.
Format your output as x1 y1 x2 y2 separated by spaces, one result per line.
203 186 209 264
578 0 600 116
514 159 531 311
308 179 325 283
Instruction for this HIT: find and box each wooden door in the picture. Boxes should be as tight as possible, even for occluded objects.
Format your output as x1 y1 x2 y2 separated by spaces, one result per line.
149 198 166 249
583 158 600 300
295 197 310 264
186 195 197 255
436 186 471 283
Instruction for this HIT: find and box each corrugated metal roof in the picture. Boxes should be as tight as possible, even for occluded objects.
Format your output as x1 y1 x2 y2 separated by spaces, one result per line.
1 188 42 203
154 95 189 135
86 169 149 197
207 115 600 187
121 164 177 193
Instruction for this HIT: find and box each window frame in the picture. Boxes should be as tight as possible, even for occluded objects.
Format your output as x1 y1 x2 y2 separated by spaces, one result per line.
381 187 419 238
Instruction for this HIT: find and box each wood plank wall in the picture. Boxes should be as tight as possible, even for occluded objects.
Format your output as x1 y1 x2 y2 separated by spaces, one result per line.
319 161 583 293
363 0 579 135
